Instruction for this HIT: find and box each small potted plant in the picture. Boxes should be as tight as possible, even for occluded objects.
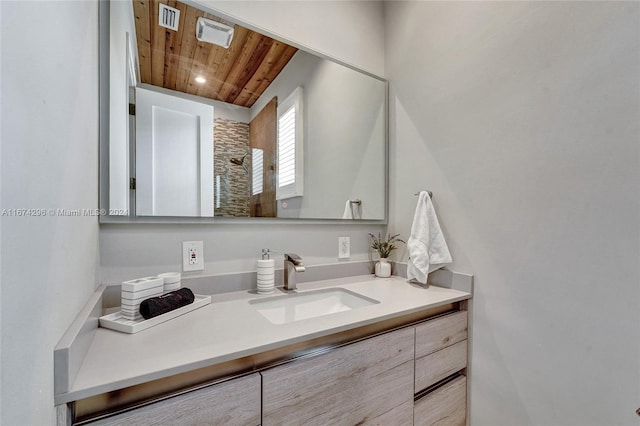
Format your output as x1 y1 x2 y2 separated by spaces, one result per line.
368 232 405 277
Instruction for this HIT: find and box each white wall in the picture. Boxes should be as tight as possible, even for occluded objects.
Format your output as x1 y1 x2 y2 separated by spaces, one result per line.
385 2 640 425
138 83 251 123
100 1 386 283
194 0 385 77
100 222 378 283
0 1 100 425
0 3 3 420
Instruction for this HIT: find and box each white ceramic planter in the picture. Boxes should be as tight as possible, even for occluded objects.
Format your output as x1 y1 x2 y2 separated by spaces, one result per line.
375 258 391 278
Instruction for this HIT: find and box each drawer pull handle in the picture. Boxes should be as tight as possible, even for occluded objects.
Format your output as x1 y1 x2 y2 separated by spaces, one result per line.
443 337 450 344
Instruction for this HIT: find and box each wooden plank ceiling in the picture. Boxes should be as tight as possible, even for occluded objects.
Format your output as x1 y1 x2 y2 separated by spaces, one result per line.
132 0 298 108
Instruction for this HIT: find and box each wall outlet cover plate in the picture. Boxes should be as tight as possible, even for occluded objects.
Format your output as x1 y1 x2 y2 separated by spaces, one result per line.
338 236 350 259
183 241 204 271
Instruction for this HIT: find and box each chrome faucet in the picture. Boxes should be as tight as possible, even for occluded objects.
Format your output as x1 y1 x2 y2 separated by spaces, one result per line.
284 253 305 291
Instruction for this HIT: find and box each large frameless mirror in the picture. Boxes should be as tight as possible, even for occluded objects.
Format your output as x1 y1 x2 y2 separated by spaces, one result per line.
100 0 387 223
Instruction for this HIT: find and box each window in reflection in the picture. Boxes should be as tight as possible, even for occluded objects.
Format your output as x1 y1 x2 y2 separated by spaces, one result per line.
276 87 304 200
252 149 264 196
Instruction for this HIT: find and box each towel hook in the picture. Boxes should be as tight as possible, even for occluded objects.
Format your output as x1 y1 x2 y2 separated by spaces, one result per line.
414 191 433 198
349 199 362 205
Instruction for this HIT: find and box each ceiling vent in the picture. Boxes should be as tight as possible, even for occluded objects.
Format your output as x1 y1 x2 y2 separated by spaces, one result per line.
159 3 180 31
196 17 234 48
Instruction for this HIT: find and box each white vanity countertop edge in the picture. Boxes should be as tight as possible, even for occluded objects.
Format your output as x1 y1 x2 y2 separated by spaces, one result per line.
59 275 470 404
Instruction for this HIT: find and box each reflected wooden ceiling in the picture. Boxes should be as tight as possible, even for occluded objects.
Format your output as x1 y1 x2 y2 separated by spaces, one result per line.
132 0 298 108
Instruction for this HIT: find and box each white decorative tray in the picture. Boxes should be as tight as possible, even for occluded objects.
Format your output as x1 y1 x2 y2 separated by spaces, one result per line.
99 295 211 334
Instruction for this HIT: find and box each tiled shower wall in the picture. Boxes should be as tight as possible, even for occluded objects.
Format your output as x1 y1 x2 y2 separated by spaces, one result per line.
214 118 251 217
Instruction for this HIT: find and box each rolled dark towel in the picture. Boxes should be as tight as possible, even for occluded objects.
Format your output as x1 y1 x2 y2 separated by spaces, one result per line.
139 288 195 319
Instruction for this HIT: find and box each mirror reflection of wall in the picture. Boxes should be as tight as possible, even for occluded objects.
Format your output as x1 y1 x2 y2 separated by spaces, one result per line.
121 0 293 218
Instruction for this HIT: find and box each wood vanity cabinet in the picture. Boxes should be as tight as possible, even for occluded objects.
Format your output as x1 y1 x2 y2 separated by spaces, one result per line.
86 373 261 426
261 327 416 425
261 310 468 426
413 311 469 426
78 307 469 426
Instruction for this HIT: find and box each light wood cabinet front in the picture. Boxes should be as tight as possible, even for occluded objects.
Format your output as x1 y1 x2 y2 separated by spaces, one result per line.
415 311 467 359
415 340 467 393
261 328 415 426
414 376 467 426
413 309 469 425
87 373 261 426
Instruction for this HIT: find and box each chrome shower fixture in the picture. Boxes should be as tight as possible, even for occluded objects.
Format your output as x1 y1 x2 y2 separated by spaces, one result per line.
229 154 249 174
229 154 247 166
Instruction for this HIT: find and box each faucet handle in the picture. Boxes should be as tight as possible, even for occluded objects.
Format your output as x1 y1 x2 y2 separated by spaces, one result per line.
284 253 303 265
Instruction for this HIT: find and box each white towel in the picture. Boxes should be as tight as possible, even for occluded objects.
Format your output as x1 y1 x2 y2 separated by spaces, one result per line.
342 200 361 219
342 200 354 219
407 191 452 284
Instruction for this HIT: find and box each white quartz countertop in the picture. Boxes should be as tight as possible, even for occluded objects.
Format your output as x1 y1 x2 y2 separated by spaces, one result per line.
62 275 470 403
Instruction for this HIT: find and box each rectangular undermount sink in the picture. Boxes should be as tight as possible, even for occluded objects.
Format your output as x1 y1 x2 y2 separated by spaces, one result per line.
250 288 379 324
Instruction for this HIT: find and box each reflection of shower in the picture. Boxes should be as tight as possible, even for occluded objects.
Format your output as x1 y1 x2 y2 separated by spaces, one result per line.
228 153 250 213
229 154 248 174
230 154 246 166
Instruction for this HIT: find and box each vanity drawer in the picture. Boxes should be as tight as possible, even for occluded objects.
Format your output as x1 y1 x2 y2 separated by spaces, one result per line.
415 311 467 358
85 373 261 426
415 340 467 392
414 375 467 426
261 327 415 425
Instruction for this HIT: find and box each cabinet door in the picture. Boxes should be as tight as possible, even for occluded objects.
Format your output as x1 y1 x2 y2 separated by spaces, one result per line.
261 328 415 426
88 373 261 426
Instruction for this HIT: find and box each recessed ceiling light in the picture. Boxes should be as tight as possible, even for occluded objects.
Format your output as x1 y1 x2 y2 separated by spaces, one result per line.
195 76 206 84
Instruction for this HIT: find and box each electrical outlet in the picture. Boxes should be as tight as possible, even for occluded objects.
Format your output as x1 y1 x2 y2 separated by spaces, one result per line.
188 248 198 265
338 236 350 259
183 241 204 272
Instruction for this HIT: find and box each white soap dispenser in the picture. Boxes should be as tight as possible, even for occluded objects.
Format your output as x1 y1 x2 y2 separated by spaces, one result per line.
257 249 275 294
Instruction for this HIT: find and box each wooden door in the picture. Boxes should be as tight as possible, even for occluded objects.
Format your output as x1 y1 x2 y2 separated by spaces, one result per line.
249 98 277 217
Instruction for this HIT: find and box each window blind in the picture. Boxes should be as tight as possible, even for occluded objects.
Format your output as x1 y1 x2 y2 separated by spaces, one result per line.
278 106 296 188
252 148 263 195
